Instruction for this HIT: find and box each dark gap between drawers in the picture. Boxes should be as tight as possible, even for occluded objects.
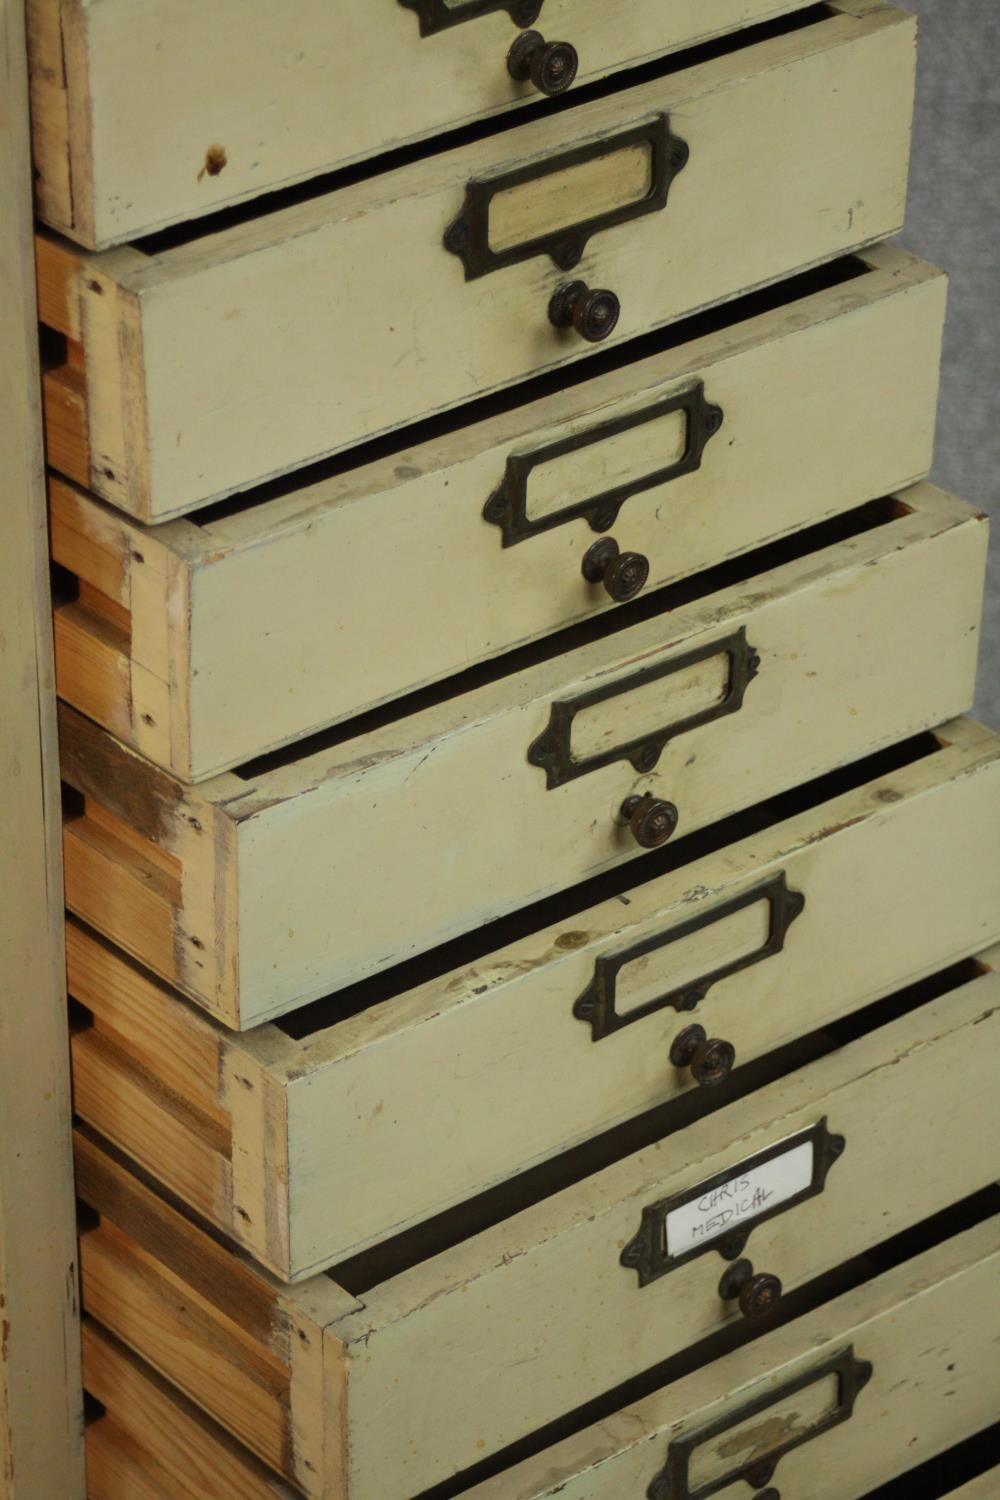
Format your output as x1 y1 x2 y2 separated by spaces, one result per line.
278 728 941 1040
191 252 868 526
329 956 987 1296
862 1425 1000 1499
133 6 834 256
234 493 906 783
413 1190 1000 1499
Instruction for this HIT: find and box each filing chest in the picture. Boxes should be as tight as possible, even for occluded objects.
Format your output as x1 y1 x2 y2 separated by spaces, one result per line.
75 965 1000 1498
20 0 996 1494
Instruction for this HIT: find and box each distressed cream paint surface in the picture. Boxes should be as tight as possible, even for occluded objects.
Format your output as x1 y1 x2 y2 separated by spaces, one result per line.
28 0 823 248
59 485 989 1029
0 0 83 1493
39 2 917 518
945 1471 1000 1500
50 245 947 779
69 720 1000 1278
77 970 1000 1499
466 1221 1000 1500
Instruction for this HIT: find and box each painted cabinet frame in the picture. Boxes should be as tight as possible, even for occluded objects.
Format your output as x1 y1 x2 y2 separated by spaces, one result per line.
0 1 84 1493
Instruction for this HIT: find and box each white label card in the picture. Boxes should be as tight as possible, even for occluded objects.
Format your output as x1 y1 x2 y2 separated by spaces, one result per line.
666 1139 815 1257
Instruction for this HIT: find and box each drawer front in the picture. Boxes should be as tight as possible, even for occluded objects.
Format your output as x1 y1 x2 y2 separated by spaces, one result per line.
59 485 987 1029
465 1220 1000 1500
37 3 916 522
51 246 946 780
74 966 1000 1500
946 1472 1000 1500
67 719 1000 1279
29 0 823 250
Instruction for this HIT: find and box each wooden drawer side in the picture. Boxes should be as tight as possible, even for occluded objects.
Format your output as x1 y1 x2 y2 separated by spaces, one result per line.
50 475 196 772
83 1323 298 1500
74 1133 352 1494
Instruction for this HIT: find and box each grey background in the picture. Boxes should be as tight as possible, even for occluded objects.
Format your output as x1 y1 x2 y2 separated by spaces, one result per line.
901 0 999 726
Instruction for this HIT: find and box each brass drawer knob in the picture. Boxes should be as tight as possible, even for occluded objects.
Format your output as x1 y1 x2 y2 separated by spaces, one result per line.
507 30 579 96
719 1259 783 1321
670 1023 736 1087
621 794 678 849
582 538 650 602
549 281 621 343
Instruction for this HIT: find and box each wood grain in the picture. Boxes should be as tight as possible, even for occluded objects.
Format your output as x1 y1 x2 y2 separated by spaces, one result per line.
84 1321 295 1498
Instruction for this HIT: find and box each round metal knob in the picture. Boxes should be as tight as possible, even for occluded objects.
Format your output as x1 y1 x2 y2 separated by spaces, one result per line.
549 281 621 343
620 794 678 849
582 538 650 602
508 30 579 96
669 1023 736 1087
718 1259 783 1322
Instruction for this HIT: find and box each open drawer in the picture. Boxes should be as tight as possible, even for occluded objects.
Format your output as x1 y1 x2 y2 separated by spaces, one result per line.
36 1 916 520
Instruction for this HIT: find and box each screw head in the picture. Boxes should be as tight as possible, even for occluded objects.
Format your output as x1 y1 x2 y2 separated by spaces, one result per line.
632 743 661 774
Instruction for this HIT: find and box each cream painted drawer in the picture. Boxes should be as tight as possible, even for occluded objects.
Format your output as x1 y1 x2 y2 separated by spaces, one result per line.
69 718 1000 1280
51 246 946 780
465 1219 1000 1500
78 1231 1000 1500
74 961 1000 1499
946 1471 1000 1500
59 484 987 1030
28 0 824 250
37 1 916 522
